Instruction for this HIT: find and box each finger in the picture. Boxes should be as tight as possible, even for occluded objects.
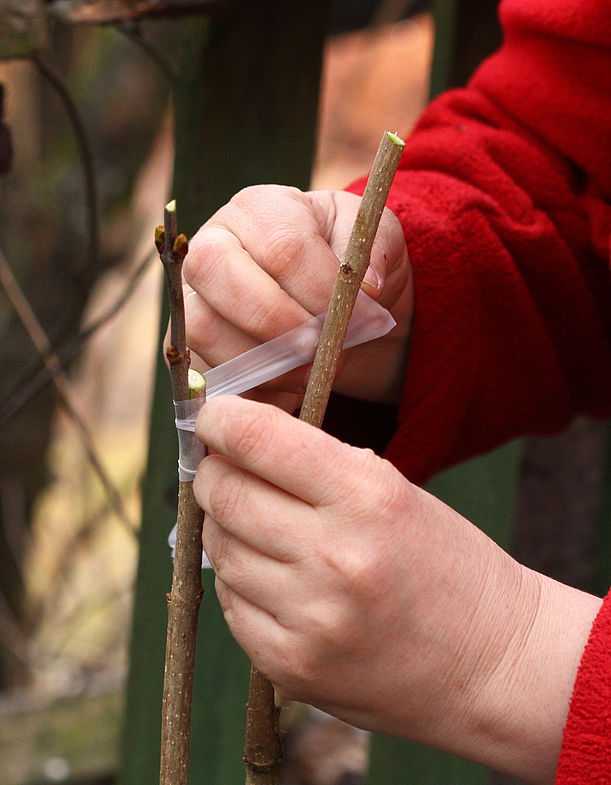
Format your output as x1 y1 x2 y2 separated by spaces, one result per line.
186 288 310 395
185 289 259 367
243 365 310 397
196 396 352 506
216 188 341 316
204 516 296 618
192 188 357 319
241 389 303 415
215 577 291 682
195 455 316 561
184 225 311 342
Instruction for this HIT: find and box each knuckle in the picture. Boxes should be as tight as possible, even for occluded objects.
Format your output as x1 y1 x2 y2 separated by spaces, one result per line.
230 183 301 210
229 184 266 207
208 528 230 575
340 547 379 598
321 541 380 603
183 227 229 290
185 294 220 350
228 406 274 463
245 296 278 336
352 445 384 476
207 471 243 523
302 602 345 650
263 230 306 279
374 459 412 520
346 447 406 516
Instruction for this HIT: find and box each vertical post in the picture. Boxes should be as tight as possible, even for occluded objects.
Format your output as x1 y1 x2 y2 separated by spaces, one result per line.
120 4 329 784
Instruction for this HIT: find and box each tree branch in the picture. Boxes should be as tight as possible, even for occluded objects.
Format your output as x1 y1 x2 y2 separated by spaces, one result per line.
300 131 405 426
0 247 156 424
242 130 405 785
0 245 136 536
49 0 227 24
156 201 206 785
116 22 177 83
31 53 100 277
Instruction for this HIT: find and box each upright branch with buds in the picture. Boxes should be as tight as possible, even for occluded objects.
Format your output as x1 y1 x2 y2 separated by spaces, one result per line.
242 131 405 785
156 200 206 785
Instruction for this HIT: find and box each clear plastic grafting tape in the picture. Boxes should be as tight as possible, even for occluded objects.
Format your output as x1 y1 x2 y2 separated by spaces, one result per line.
174 395 207 482
169 291 395 569
170 392 212 567
204 289 396 399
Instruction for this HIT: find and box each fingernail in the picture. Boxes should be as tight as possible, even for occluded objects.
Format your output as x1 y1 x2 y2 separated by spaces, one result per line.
363 265 382 291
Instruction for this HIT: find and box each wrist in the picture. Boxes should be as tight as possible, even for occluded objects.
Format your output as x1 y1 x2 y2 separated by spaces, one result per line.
463 564 601 784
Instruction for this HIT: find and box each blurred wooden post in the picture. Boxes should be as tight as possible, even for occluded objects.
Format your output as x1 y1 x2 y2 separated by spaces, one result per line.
120 5 329 784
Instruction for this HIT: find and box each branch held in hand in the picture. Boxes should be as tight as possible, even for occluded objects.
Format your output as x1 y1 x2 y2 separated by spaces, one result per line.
242 130 405 785
300 130 405 427
157 200 206 785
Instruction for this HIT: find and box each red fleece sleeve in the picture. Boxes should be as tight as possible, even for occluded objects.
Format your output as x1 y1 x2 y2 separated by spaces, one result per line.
347 0 611 486
555 591 611 784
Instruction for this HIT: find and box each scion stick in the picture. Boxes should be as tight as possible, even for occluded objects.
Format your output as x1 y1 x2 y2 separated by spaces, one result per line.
243 130 405 785
157 200 206 785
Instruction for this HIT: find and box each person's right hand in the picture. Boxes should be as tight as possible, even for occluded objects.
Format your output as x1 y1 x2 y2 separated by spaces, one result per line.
183 186 413 412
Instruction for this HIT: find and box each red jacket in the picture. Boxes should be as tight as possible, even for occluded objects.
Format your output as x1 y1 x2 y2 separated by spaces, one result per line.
347 0 611 781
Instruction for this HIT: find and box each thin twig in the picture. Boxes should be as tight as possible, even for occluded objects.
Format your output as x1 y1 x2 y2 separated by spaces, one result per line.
37 584 134 674
116 22 177 83
157 201 206 785
0 591 29 667
49 0 225 24
242 130 405 785
0 248 156 424
300 131 405 426
31 52 100 277
28 476 139 635
0 246 136 536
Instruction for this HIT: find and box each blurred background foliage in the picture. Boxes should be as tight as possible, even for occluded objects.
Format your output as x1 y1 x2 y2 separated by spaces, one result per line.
0 1 608 784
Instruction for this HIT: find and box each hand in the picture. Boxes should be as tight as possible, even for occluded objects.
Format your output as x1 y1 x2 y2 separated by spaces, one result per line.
182 186 412 411
194 395 601 784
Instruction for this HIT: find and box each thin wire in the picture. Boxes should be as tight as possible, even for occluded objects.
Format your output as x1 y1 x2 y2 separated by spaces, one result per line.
0 248 156 424
116 22 177 84
0 246 137 536
31 53 100 277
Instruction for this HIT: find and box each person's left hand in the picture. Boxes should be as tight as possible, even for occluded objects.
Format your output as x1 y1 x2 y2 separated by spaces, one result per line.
193 395 600 785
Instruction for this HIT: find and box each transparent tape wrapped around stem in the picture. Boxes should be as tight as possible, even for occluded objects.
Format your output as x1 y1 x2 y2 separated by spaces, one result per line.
204 290 396 399
169 290 396 569
174 396 207 482
170 395 211 567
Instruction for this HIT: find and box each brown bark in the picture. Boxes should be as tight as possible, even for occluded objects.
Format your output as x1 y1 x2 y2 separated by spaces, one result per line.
244 666 282 781
242 130 405 785
157 202 206 785
160 479 205 785
49 0 225 24
300 130 405 427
